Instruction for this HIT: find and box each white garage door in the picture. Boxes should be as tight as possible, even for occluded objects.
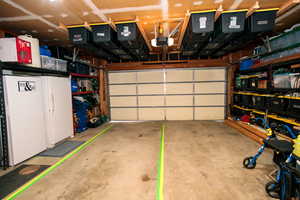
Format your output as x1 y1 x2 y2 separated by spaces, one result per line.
108 68 227 121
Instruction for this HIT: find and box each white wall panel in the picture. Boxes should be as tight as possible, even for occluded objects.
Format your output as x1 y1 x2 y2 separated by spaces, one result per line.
166 70 193 82
110 97 137 107
109 72 136 83
109 85 136 96
111 108 137 121
137 71 164 83
138 84 164 95
138 96 164 106
195 95 225 106
195 82 225 94
166 96 193 106
195 107 225 120
166 83 193 94
139 108 165 120
195 69 225 81
166 108 193 120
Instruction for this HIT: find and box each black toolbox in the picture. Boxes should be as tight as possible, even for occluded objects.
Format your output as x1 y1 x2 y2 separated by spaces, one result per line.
241 94 252 108
268 97 289 116
287 98 300 120
252 95 267 111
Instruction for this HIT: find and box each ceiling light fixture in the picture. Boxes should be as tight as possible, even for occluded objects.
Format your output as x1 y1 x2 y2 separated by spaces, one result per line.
193 1 203 5
174 3 183 7
151 37 174 47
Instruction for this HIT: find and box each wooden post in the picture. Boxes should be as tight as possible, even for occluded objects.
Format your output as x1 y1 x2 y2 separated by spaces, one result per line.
99 69 109 116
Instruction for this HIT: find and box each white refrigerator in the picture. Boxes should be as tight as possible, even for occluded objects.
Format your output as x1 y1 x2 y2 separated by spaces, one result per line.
4 75 74 166
42 76 73 148
4 76 47 166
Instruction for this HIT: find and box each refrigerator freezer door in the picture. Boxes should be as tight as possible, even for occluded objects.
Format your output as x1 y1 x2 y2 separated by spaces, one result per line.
43 77 73 148
3 76 47 165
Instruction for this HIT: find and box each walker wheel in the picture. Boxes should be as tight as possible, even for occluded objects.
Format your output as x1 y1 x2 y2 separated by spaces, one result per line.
265 181 280 199
243 156 256 169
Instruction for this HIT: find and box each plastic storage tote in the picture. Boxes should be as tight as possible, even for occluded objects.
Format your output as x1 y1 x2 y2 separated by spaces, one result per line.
41 56 56 70
56 59 67 72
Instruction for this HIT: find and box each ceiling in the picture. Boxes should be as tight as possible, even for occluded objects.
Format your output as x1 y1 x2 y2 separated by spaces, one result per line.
0 0 299 53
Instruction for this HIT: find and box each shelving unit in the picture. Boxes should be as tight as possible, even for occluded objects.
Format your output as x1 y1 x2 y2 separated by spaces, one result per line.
72 91 97 96
0 62 69 77
70 73 98 79
230 53 300 142
70 61 104 134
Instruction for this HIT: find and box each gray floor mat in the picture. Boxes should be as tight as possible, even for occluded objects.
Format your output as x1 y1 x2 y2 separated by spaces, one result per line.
0 164 50 199
39 140 84 157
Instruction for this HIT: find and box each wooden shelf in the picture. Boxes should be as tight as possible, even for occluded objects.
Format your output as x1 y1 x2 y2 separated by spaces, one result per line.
72 91 97 95
70 73 98 79
0 62 69 77
252 53 300 69
233 105 300 127
225 119 293 144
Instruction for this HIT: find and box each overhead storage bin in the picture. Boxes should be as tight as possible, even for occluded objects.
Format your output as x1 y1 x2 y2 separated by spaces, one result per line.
91 24 133 61
247 9 277 33
68 26 118 61
214 9 277 57
181 11 215 56
116 22 149 60
199 10 247 56
68 27 92 45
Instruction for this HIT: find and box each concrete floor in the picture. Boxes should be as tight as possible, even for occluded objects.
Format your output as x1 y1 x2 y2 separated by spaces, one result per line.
4 121 274 200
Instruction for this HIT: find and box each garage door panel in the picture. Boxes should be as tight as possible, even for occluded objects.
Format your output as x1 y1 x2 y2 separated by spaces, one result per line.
138 96 164 106
195 82 225 94
111 108 137 120
166 70 193 82
166 96 193 106
139 108 164 120
109 85 136 95
195 107 224 120
138 84 164 95
166 108 193 120
166 83 193 94
110 97 137 107
109 72 136 83
195 69 226 81
195 95 225 106
137 71 164 83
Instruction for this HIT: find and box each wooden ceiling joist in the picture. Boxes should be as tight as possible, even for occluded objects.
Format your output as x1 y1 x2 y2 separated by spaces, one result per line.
215 5 223 21
277 0 300 16
177 10 190 49
136 17 153 52
246 1 260 17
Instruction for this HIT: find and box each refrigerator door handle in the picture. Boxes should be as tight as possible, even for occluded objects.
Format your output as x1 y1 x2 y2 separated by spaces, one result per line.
51 93 55 113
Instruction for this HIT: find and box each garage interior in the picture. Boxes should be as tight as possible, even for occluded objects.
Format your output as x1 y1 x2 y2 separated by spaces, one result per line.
1 0 300 199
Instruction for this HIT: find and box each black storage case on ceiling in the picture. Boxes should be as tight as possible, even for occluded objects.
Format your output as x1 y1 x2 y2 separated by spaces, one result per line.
199 10 247 56
214 10 277 57
247 10 277 33
92 24 119 49
91 24 133 61
116 22 149 60
181 11 215 56
68 27 92 45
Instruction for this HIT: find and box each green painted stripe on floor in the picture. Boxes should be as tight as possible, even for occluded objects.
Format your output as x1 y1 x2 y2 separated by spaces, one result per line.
156 124 165 200
4 125 113 200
